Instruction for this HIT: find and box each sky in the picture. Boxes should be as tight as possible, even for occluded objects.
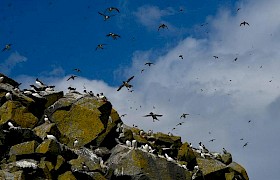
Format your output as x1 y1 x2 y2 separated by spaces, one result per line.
1 0 279 179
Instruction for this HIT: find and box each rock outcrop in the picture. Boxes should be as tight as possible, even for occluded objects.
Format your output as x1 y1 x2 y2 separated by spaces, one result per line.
0 74 249 180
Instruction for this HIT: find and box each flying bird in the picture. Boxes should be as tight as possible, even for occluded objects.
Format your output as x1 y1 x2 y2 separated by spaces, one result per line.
234 57 238 61
143 112 163 122
243 142 248 148
117 76 135 91
176 122 184 126
237 8 241 11
96 44 107 50
106 7 120 13
67 75 77 81
180 113 189 119
106 32 121 40
2 44 12 51
141 69 145 73
179 55 183 59
209 139 216 142
98 12 115 21
158 24 168 31
240 21 249 26
213 56 219 59
145 62 154 66
73 68 81 73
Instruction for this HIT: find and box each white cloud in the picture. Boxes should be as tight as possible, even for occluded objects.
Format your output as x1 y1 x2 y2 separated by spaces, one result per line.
134 5 176 30
0 51 27 75
16 1 280 179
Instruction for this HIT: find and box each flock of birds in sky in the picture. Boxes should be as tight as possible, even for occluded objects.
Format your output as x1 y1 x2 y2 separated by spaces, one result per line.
0 4 254 150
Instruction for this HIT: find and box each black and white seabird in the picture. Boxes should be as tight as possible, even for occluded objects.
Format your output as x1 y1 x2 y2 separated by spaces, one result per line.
158 24 168 31
73 68 81 73
106 32 121 40
143 112 163 122
145 62 154 66
213 56 219 59
67 75 77 81
98 12 115 21
106 7 120 13
243 142 248 148
179 55 183 59
117 76 134 91
209 139 216 142
5 92 12 100
240 21 249 26
74 138 79 147
96 44 107 50
2 44 12 51
180 113 189 119
44 115 50 123
176 122 184 126
0 76 4 83
35 78 46 88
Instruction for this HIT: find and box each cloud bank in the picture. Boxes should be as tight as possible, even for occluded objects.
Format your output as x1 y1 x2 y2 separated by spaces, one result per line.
15 0 280 179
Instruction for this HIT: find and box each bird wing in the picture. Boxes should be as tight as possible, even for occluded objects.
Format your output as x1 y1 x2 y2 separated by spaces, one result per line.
117 84 124 91
154 114 163 117
67 77 72 81
127 76 134 82
143 114 152 117
98 12 105 16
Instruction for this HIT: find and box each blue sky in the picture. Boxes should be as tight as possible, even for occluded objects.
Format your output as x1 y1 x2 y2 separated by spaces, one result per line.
1 0 280 179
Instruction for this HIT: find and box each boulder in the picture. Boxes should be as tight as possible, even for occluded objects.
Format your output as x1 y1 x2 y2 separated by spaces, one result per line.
36 139 62 155
106 144 191 180
58 171 77 180
0 170 25 180
50 96 118 147
227 162 249 180
9 140 39 156
221 152 232 165
196 158 227 179
177 142 196 169
0 101 38 128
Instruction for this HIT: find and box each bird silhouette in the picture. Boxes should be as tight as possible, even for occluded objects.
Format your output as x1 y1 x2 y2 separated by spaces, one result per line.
73 68 81 73
240 21 249 26
176 122 184 126
2 44 12 51
106 32 121 40
243 142 248 148
106 7 120 13
179 55 183 59
213 56 219 59
145 62 154 66
209 139 216 142
98 12 115 21
117 76 135 91
96 44 107 50
67 75 77 81
180 113 189 119
143 112 163 122
158 24 168 31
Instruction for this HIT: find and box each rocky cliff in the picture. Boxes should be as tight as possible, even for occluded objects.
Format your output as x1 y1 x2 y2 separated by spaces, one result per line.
0 73 249 180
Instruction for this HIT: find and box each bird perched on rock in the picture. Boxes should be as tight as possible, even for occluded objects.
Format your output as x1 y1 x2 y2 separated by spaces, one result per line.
46 134 57 140
240 21 249 26
67 75 77 81
106 32 121 40
2 44 12 51
143 112 163 122
98 12 115 21
5 92 12 100
106 7 120 13
74 138 79 148
117 76 134 91
132 140 137 149
36 78 46 88
126 140 132 147
44 115 50 123
0 76 4 83
158 24 168 31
